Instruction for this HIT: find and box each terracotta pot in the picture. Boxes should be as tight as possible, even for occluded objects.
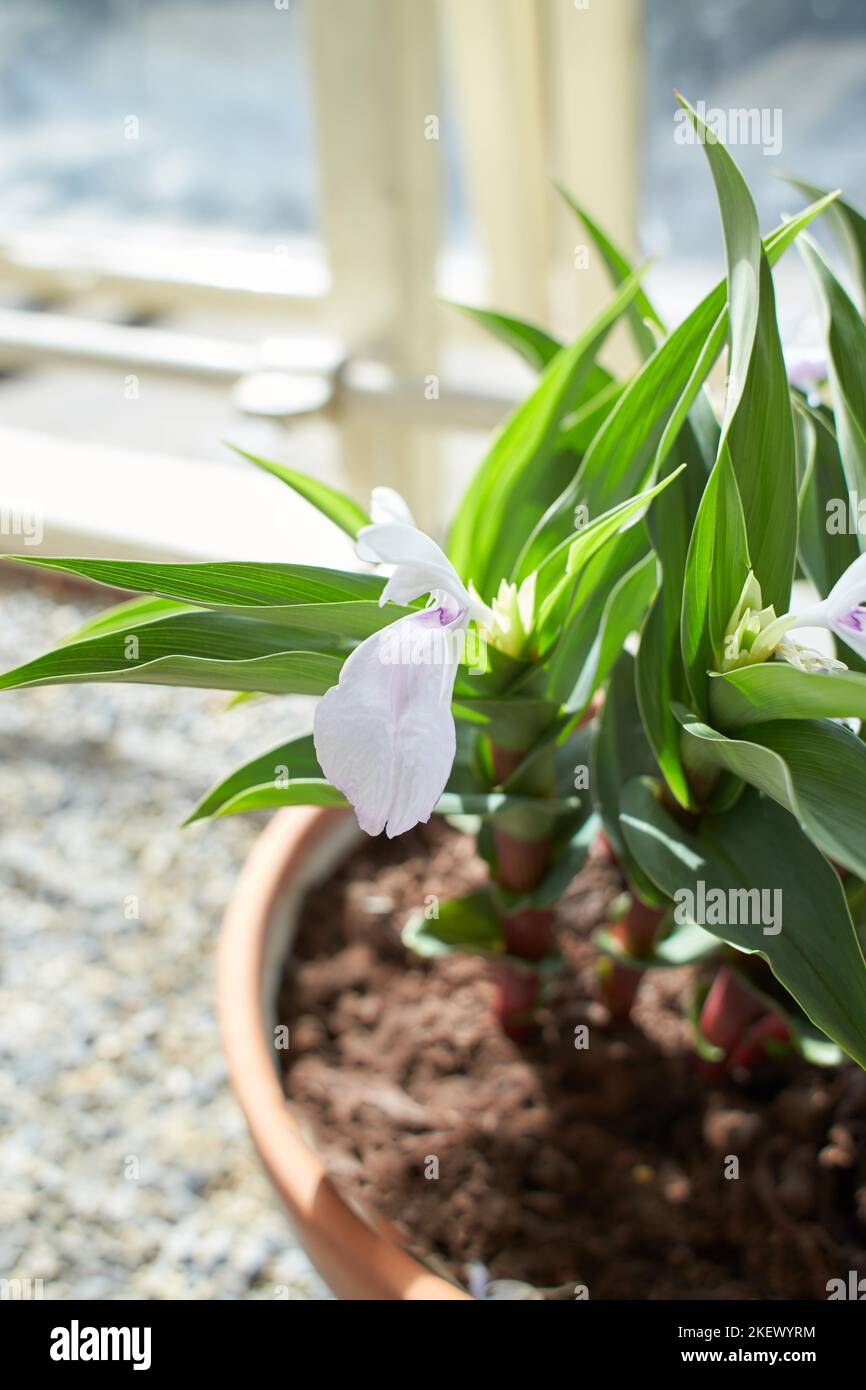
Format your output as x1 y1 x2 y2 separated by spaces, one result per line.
217 804 470 1301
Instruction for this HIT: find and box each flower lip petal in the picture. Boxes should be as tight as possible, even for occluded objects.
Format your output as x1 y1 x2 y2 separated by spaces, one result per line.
370 486 416 527
358 519 492 624
787 554 866 665
313 602 465 838
357 520 459 573
828 552 866 611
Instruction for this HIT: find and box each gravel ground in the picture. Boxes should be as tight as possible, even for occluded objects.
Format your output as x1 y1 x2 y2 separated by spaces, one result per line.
0 573 331 1300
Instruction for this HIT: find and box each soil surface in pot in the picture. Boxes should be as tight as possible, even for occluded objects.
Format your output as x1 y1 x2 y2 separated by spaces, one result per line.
277 819 866 1299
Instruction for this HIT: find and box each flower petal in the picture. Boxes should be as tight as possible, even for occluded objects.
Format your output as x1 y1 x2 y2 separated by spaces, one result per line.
370 487 416 527
313 607 463 838
356 518 495 624
831 610 866 663
357 520 465 585
828 552 866 611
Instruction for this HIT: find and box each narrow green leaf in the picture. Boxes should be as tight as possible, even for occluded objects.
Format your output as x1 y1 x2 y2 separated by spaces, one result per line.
230 446 370 537
784 173 866 308
726 251 798 612
675 92 760 432
8 555 387 605
186 732 324 822
7 555 405 640
517 197 837 579
557 378 626 454
636 421 711 808
680 448 751 713
796 403 862 600
799 234 866 499
592 651 664 905
192 779 347 818
555 183 663 360
548 550 657 711
0 612 343 695
60 595 199 644
536 465 685 628
447 269 646 595
446 302 564 372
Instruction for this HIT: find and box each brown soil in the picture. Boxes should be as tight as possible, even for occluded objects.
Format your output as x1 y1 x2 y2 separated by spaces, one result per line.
277 818 866 1299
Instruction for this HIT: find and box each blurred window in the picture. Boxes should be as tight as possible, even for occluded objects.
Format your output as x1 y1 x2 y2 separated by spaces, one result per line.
643 0 866 324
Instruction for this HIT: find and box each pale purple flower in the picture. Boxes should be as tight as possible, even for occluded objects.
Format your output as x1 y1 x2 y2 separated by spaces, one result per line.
785 343 828 391
789 553 866 662
314 489 493 838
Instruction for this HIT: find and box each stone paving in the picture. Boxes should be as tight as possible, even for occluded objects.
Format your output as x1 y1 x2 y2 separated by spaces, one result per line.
0 574 329 1299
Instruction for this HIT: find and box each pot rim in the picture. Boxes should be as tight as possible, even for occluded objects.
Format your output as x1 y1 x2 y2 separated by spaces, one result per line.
217 804 471 1301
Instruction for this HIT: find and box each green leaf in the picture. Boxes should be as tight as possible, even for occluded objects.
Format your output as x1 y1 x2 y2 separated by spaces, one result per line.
186 732 325 822
60 594 199 644
680 448 751 713
230 446 370 537
676 94 799 712
620 777 866 1070
188 778 347 818
535 465 685 628
446 302 564 372
0 611 343 695
548 549 657 711
9 554 388 605
799 234 866 499
675 93 760 432
784 173 866 308
676 708 866 878
538 523 646 706
710 661 866 729
447 269 646 595
554 197 725 520
796 403 863 600
451 694 560 753
7 555 407 640
555 183 663 360
592 650 664 905
516 194 838 577
402 890 504 959
557 378 626 454
726 252 798 612
636 422 711 808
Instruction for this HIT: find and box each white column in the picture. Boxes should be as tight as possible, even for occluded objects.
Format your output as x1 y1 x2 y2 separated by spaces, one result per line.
305 0 442 524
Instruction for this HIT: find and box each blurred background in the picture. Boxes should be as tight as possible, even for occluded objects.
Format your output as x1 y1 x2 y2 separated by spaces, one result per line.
1 0 865 1300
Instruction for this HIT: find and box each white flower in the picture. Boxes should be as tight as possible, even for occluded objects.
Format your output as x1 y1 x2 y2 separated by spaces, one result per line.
788 553 866 663
314 489 492 838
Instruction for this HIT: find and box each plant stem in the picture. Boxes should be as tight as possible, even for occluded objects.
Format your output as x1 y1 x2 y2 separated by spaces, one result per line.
696 965 790 1081
488 742 556 1036
598 896 666 1023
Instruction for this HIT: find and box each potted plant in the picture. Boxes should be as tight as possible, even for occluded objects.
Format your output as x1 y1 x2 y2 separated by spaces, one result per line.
4 98 866 1299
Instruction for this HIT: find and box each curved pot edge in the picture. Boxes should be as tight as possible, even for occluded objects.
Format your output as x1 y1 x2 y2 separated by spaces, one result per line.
217 804 471 1301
